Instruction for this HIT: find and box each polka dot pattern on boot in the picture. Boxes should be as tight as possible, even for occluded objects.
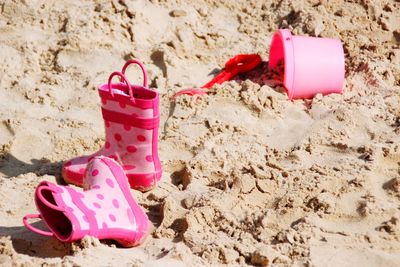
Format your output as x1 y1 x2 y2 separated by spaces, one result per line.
105 142 111 149
72 157 153 239
114 133 122 141
106 178 114 188
127 145 137 153
123 165 136 171
137 135 146 142
112 199 119 208
145 155 153 162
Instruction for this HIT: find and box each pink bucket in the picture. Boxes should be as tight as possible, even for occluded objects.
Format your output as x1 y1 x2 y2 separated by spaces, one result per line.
268 29 345 100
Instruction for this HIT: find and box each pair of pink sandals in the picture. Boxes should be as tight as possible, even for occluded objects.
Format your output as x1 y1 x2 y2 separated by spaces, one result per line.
23 60 161 247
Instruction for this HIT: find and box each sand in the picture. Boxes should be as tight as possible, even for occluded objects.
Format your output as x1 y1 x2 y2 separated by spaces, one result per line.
0 0 400 266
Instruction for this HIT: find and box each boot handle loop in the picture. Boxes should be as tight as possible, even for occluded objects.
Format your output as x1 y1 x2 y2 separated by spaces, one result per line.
121 59 148 88
23 214 54 237
108 71 136 103
36 185 65 212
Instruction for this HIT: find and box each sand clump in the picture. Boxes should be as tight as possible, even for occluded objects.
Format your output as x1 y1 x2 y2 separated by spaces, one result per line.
0 0 400 266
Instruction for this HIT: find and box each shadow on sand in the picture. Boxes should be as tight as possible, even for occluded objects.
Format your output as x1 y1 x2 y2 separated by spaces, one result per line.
0 153 64 184
0 222 73 258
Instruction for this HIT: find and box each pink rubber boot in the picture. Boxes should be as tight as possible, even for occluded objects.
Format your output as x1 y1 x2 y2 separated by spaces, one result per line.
23 156 150 247
62 60 162 191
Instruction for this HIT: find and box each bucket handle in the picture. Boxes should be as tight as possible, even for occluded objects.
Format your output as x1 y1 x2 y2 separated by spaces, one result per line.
23 214 54 237
121 59 148 88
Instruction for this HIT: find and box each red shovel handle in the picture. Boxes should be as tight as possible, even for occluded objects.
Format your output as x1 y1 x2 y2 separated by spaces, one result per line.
173 54 262 98
202 54 261 89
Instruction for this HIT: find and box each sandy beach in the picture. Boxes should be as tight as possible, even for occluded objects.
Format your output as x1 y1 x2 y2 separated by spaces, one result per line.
0 0 400 266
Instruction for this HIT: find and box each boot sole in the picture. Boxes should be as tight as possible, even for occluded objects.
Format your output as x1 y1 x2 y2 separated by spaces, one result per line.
63 167 162 192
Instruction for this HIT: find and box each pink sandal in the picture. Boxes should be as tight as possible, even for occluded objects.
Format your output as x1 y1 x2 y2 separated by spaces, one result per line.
23 156 150 247
62 60 162 191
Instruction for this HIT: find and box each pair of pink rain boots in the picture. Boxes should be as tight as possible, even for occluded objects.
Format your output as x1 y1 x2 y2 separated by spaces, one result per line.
23 60 161 247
